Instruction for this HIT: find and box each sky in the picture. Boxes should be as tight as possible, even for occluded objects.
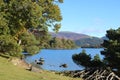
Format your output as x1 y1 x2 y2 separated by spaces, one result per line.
59 0 120 37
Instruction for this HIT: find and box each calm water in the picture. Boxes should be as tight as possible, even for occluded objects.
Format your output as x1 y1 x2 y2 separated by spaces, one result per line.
25 48 103 71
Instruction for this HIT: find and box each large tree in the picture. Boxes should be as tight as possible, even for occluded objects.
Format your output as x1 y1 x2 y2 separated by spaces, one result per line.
72 28 120 79
73 28 120 71
101 27 120 72
0 0 63 57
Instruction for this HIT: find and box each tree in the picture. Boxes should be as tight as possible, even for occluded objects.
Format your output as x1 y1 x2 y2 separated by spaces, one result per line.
72 50 104 68
71 28 120 79
18 32 40 54
91 54 103 68
72 50 91 68
101 28 120 72
0 0 63 57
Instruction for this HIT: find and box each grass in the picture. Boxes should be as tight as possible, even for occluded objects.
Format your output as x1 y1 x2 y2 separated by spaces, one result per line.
0 57 82 80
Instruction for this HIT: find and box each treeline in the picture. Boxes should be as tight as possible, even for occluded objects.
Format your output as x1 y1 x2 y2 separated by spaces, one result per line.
50 32 103 48
48 37 77 49
75 37 103 48
31 29 77 49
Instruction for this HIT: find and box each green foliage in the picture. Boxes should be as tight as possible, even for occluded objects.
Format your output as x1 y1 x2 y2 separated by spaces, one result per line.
72 50 103 68
72 50 91 68
93 54 101 61
72 27 120 72
37 0 62 31
0 0 63 57
19 32 40 54
57 0 63 3
31 29 51 49
0 14 9 35
0 35 22 57
75 37 103 48
25 46 39 55
50 32 103 48
101 27 120 70
0 0 42 36
53 24 61 33
49 37 76 49
91 54 103 68
31 30 76 49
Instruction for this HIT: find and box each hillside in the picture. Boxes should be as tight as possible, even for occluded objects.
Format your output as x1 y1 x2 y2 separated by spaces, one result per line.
50 31 90 40
0 57 81 80
101 36 109 40
50 31 103 48
75 37 103 48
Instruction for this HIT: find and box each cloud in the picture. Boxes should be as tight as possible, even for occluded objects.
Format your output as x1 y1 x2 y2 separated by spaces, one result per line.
79 28 106 37
78 18 106 37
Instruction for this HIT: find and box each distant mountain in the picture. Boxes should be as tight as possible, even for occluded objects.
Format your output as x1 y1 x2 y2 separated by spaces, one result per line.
50 31 103 48
101 36 109 40
50 31 90 40
75 37 103 48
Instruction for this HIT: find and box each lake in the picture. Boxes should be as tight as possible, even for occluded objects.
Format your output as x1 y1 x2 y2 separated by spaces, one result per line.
25 48 104 71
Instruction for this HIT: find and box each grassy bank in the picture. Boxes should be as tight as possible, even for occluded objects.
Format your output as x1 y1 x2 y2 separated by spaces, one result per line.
0 57 82 80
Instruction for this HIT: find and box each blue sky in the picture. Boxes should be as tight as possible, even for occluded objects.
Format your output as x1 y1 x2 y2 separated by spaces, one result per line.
59 0 120 37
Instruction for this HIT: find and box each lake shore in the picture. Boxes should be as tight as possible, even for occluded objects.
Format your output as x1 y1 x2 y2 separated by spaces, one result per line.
25 48 103 71
9 57 120 80
0 56 82 80
10 58 43 73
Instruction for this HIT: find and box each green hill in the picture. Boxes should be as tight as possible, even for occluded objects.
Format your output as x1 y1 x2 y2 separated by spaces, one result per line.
50 31 103 48
75 37 103 48
0 57 81 80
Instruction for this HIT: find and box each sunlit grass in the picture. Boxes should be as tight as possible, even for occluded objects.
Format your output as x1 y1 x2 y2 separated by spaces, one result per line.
0 57 82 80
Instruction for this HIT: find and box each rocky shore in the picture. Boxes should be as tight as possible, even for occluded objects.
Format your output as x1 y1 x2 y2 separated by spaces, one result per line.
9 58 120 80
10 58 42 73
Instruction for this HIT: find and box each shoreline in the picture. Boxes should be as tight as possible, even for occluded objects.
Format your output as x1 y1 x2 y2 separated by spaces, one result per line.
10 58 42 73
